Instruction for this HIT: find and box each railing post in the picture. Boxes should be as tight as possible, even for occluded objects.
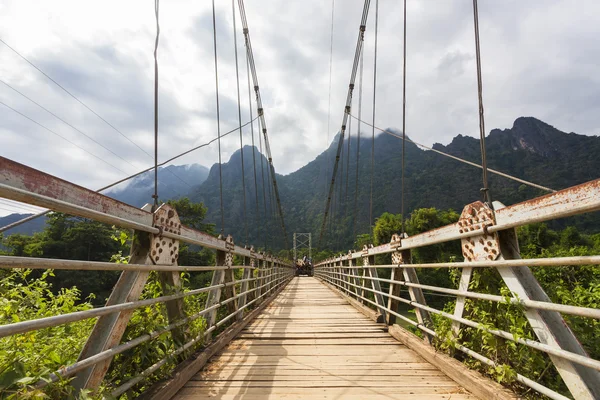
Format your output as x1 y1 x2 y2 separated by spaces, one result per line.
256 252 265 302
452 203 493 338
221 237 238 316
237 246 253 321
363 245 387 321
153 205 187 350
205 235 233 341
348 251 359 299
493 201 600 400
73 204 154 391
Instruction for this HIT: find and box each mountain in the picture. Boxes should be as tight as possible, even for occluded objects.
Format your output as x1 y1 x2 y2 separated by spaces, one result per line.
3 117 599 252
0 213 48 236
105 163 209 207
189 117 600 251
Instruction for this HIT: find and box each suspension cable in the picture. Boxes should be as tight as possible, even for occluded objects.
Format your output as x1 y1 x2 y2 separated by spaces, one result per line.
0 100 127 175
246 40 261 249
401 0 407 234
325 0 336 201
318 0 372 245
0 118 257 234
0 38 149 159
232 0 248 244
352 47 365 240
472 0 491 206
345 104 351 206
152 0 160 209
349 115 556 193
238 0 289 249
257 115 269 251
370 0 379 234
211 0 225 234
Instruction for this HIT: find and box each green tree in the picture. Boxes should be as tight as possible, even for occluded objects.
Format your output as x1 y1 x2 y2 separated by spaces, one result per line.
167 197 215 234
373 213 403 246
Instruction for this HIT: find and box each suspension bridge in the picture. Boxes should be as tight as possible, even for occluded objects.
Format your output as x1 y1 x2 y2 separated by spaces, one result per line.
1 0 600 399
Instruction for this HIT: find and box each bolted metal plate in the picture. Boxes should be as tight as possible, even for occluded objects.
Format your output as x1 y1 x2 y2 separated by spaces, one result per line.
390 233 406 264
459 201 500 262
151 204 181 265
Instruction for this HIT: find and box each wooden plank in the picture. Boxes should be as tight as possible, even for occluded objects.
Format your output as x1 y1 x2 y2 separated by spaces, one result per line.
140 277 290 400
175 387 475 400
169 277 496 400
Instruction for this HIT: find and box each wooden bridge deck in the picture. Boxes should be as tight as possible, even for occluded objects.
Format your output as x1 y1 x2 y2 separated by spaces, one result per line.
173 277 478 399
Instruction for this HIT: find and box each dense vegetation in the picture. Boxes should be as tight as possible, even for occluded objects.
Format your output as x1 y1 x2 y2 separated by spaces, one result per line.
351 208 600 399
0 198 223 398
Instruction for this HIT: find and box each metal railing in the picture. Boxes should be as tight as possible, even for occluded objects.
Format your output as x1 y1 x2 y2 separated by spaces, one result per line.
0 156 294 396
315 178 600 400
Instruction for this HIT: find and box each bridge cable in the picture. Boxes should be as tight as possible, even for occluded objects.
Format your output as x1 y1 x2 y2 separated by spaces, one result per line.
369 0 379 235
152 0 160 209
400 0 407 234
345 102 351 208
256 112 269 250
0 118 257 234
0 80 191 190
324 0 336 205
348 115 556 194
0 42 195 190
0 80 150 176
0 38 149 159
211 0 225 235
246 39 261 249
231 0 248 244
238 0 290 250
352 46 365 240
472 0 492 207
318 0 372 246
0 100 127 175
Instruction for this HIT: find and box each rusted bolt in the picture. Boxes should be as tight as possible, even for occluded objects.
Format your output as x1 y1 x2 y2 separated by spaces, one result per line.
487 241 492 246
459 229 463 233
168 210 175 218
162 240 166 245
479 239 484 244
155 256 160 262
155 242 160 248
152 250 157 256
159 248 163 253
168 242 172 247
483 247 489 252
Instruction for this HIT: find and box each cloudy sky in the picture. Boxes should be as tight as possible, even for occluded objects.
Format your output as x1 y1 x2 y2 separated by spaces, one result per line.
1 0 599 216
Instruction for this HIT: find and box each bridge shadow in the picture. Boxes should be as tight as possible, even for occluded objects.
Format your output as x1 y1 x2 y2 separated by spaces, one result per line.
183 277 466 399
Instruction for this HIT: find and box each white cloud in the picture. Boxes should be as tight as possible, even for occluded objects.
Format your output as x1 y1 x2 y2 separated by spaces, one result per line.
1 0 599 216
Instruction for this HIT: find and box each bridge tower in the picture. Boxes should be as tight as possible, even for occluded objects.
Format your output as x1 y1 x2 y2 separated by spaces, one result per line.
293 232 311 261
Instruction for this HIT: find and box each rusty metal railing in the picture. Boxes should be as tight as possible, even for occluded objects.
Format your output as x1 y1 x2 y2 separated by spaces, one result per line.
315 178 600 400
0 157 294 396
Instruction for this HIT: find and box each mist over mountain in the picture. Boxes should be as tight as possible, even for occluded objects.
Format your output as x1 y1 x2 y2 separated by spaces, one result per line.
188 117 600 251
3 117 599 251
105 163 209 207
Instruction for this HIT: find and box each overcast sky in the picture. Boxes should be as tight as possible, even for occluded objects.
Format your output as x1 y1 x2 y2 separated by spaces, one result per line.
1 0 599 216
